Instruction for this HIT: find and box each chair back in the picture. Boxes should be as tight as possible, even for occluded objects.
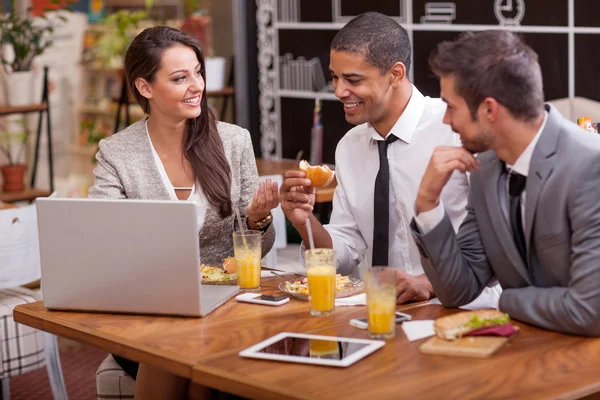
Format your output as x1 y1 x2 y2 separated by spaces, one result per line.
0 204 41 289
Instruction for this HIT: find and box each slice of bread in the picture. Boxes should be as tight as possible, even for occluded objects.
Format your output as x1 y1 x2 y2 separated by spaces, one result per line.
434 310 510 340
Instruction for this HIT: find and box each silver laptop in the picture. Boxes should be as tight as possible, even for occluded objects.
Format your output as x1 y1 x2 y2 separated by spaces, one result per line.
36 197 239 317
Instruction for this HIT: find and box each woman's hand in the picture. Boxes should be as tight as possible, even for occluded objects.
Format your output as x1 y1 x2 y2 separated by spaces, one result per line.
246 178 280 223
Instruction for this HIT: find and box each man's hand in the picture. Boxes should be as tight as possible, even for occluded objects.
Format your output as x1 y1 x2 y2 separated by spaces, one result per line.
280 170 316 227
395 271 434 304
415 146 478 214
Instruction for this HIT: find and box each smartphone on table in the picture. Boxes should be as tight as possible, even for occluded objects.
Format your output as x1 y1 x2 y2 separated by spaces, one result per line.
349 312 412 329
236 293 290 306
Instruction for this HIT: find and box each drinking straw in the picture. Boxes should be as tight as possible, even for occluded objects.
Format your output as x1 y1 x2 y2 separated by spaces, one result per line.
235 207 249 250
305 216 315 250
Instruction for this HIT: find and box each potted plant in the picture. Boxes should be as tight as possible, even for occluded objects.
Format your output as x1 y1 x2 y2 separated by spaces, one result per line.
0 117 29 192
96 9 149 69
0 0 70 106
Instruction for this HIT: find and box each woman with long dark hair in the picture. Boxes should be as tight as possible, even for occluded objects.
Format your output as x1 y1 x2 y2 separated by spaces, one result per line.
89 26 278 399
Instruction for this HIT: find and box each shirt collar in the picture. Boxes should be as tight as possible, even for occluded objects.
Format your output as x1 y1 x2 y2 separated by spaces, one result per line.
506 111 549 177
367 84 426 144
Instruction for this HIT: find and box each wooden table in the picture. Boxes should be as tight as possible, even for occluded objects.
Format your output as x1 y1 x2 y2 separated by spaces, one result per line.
14 277 600 400
192 305 600 400
14 277 363 379
0 187 51 203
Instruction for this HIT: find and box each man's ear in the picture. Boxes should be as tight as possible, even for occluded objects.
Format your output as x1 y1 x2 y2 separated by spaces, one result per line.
480 97 499 122
389 62 406 86
135 78 152 100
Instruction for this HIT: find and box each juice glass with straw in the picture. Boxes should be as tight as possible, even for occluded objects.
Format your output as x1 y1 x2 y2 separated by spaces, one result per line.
233 209 262 291
305 248 336 316
303 218 336 316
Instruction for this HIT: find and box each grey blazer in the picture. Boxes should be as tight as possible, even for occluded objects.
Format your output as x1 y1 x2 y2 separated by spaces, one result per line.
412 104 600 336
88 119 275 265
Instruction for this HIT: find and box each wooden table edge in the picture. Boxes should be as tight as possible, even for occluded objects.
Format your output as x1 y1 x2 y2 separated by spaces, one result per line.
562 384 600 400
13 302 195 378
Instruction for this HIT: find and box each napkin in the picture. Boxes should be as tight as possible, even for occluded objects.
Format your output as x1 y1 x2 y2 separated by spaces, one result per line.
429 295 499 311
401 320 435 342
334 293 366 306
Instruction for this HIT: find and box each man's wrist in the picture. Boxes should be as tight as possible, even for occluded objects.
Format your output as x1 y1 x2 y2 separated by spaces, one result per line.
415 195 439 215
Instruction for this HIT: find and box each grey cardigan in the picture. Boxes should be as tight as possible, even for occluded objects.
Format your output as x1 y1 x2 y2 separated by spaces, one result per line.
88 119 275 265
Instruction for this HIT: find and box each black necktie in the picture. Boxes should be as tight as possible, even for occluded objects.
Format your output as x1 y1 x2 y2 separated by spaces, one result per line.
509 172 527 263
373 135 398 266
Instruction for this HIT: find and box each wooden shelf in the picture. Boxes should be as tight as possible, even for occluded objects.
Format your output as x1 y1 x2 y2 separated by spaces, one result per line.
278 90 337 101
0 188 51 203
0 103 48 116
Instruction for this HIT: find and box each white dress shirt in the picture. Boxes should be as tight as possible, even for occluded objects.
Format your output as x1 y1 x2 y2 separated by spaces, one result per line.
323 85 469 278
146 121 207 234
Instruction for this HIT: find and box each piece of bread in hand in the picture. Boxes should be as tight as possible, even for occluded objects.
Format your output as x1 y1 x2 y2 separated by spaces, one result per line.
223 257 236 273
434 310 510 340
298 160 335 187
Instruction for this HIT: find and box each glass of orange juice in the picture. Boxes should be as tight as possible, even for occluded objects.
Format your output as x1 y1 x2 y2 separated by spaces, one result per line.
366 267 396 339
305 248 336 316
233 230 262 291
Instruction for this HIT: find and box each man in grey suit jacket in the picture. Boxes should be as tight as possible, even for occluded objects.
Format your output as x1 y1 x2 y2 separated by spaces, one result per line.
411 30 600 336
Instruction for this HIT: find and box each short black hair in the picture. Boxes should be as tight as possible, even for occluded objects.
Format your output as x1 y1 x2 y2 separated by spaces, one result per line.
430 30 544 121
331 11 411 75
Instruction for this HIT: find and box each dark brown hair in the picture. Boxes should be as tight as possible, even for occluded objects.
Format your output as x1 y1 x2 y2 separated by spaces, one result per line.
125 26 232 217
429 30 544 122
331 11 411 75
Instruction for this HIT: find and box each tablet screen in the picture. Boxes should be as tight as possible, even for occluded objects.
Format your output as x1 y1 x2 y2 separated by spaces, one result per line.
255 337 368 360
239 332 385 367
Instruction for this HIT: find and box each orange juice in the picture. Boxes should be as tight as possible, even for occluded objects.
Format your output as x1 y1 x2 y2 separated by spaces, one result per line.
236 252 261 290
307 265 335 315
309 339 340 359
233 230 262 291
367 291 396 338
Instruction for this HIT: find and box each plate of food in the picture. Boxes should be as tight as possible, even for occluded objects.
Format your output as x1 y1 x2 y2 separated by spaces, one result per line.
278 274 364 300
201 258 237 285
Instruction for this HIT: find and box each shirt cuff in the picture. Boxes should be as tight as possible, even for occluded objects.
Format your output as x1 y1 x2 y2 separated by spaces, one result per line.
414 201 445 234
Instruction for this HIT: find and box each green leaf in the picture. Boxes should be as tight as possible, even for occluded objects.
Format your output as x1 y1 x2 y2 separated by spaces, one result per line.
465 313 510 329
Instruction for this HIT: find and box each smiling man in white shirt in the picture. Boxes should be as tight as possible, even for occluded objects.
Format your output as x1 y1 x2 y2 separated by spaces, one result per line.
280 12 500 305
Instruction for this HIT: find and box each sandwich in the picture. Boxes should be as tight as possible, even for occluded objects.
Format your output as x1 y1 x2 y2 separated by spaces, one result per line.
434 310 511 340
299 160 335 187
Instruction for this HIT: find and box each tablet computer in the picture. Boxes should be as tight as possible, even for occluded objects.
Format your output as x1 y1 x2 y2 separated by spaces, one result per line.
239 332 385 367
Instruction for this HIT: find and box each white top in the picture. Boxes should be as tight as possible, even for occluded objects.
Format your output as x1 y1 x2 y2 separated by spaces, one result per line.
323 85 469 277
146 120 207 233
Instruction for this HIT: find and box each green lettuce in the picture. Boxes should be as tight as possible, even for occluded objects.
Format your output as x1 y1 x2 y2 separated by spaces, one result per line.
464 313 510 329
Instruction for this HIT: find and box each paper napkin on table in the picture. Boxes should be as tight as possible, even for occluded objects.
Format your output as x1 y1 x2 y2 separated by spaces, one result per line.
429 290 500 311
401 320 435 342
335 293 366 306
